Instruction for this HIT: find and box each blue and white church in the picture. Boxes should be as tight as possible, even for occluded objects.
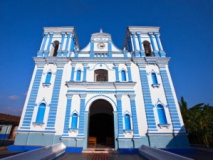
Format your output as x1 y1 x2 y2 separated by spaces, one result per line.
13 26 190 152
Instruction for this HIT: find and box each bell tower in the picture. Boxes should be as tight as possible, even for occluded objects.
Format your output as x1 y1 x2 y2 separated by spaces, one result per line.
124 26 166 57
37 27 79 57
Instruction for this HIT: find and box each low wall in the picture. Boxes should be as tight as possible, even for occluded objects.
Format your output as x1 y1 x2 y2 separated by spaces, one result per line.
2 143 66 160
191 144 213 153
138 145 193 160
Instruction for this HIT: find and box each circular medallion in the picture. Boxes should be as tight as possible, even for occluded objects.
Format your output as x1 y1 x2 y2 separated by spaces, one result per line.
97 42 105 49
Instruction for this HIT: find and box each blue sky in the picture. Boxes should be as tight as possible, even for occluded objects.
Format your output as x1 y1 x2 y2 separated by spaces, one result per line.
0 0 213 116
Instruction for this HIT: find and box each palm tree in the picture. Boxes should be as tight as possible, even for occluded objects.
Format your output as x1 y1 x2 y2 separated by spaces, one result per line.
179 97 213 147
179 97 191 133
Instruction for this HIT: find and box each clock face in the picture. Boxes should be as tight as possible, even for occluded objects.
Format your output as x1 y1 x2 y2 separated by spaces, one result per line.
97 42 105 49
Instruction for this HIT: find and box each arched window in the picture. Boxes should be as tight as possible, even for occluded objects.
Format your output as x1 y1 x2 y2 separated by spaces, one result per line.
157 104 167 124
76 70 81 81
121 70 126 81
124 114 131 130
45 72 52 84
151 73 158 84
52 41 59 56
94 69 108 82
143 41 152 56
36 103 46 123
71 113 78 129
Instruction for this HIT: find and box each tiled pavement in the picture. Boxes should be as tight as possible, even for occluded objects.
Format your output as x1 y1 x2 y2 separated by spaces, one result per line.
1 146 213 160
57 153 146 160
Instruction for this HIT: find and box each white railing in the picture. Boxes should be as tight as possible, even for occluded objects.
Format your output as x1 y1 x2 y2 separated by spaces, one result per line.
138 145 193 160
2 143 66 160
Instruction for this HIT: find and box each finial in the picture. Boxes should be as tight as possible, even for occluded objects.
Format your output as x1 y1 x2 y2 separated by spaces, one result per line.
100 28 103 33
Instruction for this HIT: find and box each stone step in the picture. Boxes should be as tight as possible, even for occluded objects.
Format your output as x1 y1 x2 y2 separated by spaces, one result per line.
82 148 118 154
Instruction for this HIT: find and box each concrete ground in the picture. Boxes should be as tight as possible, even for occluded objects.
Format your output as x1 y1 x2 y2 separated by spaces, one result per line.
182 147 213 160
57 153 146 160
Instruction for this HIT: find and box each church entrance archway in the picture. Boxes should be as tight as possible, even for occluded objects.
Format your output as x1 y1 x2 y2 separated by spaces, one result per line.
88 99 114 148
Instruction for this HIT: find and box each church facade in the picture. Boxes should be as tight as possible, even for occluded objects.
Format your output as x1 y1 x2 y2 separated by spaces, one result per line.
13 26 189 152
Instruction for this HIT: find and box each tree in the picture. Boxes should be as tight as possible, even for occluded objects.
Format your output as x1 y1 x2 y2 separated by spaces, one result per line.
179 97 213 147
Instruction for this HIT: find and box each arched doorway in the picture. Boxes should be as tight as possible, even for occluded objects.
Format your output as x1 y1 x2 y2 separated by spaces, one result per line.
88 99 114 148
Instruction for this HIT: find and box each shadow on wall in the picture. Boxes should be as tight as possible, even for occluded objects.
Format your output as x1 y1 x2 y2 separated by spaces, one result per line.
147 126 195 154
148 126 194 153
0 140 14 146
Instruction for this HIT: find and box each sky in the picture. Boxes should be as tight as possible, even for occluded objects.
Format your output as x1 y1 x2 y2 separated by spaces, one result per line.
0 0 213 116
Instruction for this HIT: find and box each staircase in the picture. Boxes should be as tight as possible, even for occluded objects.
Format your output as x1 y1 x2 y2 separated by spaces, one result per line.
82 148 118 153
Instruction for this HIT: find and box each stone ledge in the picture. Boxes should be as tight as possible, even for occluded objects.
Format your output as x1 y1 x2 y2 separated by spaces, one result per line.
138 145 193 160
5 143 65 160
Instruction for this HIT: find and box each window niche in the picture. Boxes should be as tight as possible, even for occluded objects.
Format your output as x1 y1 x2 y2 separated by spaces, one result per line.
71 113 78 129
33 103 46 126
94 69 108 82
43 72 52 87
143 41 152 56
69 113 78 133
121 70 127 81
157 104 170 128
124 114 131 130
123 113 133 134
151 72 160 88
50 40 59 56
76 70 82 81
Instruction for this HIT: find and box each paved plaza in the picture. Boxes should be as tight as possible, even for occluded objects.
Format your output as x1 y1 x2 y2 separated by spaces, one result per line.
1 146 213 160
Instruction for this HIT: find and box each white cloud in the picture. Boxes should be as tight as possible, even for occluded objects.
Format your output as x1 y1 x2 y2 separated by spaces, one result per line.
8 95 19 100
0 106 22 116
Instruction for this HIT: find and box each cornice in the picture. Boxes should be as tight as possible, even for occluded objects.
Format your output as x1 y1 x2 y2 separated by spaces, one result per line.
34 57 133 65
43 27 75 32
67 89 135 95
128 26 160 34
33 57 46 67
66 81 136 90
132 57 170 66
71 57 131 63
34 56 170 67
33 57 69 67
78 51 124 54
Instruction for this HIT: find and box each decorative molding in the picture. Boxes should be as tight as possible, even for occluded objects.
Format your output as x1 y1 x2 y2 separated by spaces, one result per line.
67 89 134 95
82 63 88 67
22 69 43 128
151 84 160 88
66 81 136 89
79 94 86 99
66 94 73 99
147 69 160 75
120 68 127 72
69 129 78 133
72 57 131 64
88 63 114 71
85 94 117 109
71 110 79 115
133 57 170 67
125 63 131 67
32 122 45 127
115 94 122 100
16 130 56 133
42 83 51 87
124 110 131 116
113 63 119 66
123 129 133 134
128 94 136 100
158 124 170 129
